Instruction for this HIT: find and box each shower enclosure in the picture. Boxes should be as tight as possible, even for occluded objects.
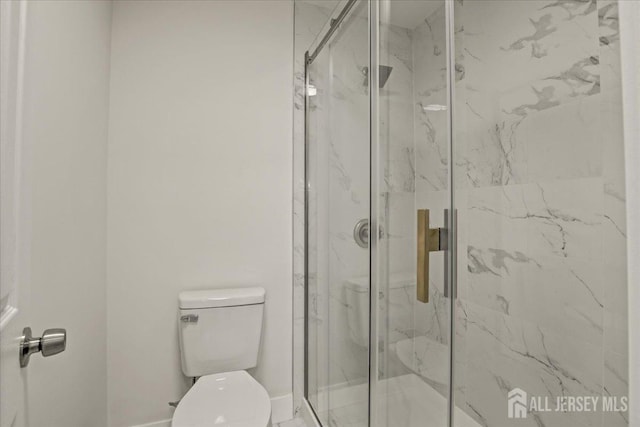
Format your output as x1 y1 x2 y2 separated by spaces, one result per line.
300 0 628 426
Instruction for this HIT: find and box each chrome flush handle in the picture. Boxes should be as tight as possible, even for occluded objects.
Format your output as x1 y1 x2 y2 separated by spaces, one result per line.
180 314 199 323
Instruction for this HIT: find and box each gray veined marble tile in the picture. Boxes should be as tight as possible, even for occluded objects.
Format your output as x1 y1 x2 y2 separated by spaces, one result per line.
521 95 601 183
524 180 603 261
462 0 600 125
414 103 450 191
465 179 603 264
603 350 629 427
598 0 622 94
414 282 450 345
598 0 619 43
463 110 528 187
499 56 600 119
458 300 604 427
381 100 416 193
412 5 448 100
412 6 450 193
464 179 605 344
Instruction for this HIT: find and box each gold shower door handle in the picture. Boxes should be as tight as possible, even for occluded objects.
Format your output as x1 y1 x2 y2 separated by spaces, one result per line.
417 209 446 303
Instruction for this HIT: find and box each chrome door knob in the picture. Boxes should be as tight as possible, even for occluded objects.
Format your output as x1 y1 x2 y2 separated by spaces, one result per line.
19 327 67 368
40 328 66 357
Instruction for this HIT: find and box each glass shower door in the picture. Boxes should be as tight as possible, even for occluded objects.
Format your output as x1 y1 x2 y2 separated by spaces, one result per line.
304 1 459 426
305 1 371 426
371 1 456 427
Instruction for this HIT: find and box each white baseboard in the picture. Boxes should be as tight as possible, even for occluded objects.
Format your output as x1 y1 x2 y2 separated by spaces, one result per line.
271 393 293 424
130 419 171 427
130 394 293 427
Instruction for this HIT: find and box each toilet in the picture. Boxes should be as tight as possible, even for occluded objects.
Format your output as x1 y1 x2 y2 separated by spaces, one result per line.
172 287 271 427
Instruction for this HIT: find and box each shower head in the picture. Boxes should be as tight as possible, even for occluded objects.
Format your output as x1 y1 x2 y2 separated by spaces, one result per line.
362 65 393 88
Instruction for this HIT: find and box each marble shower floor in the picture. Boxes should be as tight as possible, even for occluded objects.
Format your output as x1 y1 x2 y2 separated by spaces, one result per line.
311 374 480 427
276 418 310 427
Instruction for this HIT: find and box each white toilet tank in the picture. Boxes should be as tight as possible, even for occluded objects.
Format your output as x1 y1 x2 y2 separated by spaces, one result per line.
178 287 265 378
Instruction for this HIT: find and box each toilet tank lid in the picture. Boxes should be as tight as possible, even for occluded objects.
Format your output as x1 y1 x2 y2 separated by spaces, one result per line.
179 287 265 309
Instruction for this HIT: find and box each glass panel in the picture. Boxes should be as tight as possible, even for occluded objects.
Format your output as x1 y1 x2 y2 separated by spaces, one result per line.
452 1 628 427
305 2 371 426
373 1 453 427
306 45 330 423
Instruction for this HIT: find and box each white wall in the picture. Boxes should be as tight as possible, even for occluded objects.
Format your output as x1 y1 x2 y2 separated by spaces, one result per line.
21 1 112 426
106 2 293 426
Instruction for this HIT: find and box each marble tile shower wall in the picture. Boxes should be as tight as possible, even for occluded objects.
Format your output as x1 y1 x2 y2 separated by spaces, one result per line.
448 1 628 427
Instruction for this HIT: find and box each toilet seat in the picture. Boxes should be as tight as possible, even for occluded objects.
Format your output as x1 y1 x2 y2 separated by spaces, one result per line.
172 370 271 427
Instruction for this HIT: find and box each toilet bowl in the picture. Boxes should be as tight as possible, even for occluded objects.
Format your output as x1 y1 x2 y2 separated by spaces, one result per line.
173 288 271 427
172 371 271 427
